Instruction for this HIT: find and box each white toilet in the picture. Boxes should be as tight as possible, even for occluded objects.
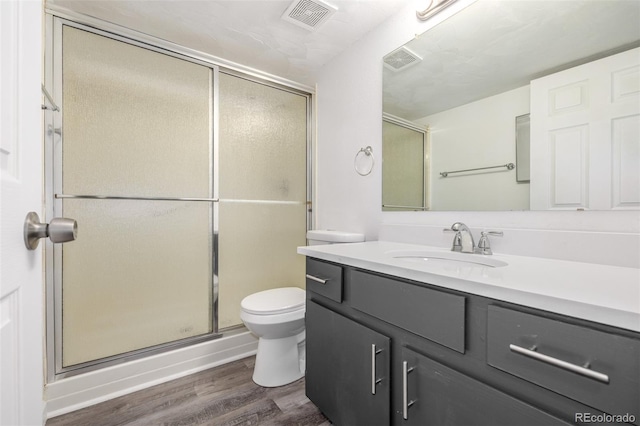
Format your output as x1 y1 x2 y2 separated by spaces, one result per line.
240 230 365 387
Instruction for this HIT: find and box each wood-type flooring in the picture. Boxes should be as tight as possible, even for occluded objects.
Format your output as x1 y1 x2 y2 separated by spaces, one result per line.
46 356 330 426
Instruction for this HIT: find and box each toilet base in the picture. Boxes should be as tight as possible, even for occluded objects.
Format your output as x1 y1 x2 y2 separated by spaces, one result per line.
252 335 304 387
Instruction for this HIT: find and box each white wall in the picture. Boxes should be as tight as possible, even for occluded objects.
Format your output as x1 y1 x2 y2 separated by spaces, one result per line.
314 0 640 266
418 85 530 211
315 0 474 238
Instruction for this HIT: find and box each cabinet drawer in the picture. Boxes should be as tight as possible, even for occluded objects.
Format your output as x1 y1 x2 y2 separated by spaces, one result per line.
349 269 465 353
306 258 343 303
487 305 640 421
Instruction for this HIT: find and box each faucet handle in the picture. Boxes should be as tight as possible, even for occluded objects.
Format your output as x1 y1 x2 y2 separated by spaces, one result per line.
477 230 503 255
484 230 504 237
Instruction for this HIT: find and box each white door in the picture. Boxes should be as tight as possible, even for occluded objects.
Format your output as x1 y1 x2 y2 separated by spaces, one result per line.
0 1 45 425
530 47 640 210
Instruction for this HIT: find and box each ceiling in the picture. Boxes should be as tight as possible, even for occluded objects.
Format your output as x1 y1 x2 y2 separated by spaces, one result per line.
383 0 640 120
46 0 412 86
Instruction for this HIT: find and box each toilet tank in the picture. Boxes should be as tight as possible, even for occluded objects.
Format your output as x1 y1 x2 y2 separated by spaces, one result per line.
306 230 365 246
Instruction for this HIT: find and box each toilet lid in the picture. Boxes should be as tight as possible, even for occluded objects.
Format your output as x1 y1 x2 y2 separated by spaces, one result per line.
241 287 305 315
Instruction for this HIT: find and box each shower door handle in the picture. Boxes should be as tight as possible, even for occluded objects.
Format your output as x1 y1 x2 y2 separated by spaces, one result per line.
24 212 77 250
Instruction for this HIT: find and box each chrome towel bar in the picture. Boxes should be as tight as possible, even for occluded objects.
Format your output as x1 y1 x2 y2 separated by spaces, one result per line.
440 162 515 178
382 205 427 210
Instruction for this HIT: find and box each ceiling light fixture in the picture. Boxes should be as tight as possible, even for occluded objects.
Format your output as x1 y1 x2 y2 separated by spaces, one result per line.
417 0 457 21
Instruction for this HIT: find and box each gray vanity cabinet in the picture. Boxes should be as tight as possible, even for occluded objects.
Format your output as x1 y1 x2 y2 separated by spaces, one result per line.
304 257 640 426
306 299 391 426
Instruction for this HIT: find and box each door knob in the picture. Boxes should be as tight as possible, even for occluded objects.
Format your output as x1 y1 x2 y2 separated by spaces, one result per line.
24 212 77 250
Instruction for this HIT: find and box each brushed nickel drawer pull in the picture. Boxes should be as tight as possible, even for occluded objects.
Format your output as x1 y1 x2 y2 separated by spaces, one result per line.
402 361 416 420
371 344 383 394
305 274 329 284
509 344 610 384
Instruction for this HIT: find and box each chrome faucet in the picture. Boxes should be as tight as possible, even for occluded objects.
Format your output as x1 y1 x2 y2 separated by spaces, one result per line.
445 222 475 253
443 222 504 255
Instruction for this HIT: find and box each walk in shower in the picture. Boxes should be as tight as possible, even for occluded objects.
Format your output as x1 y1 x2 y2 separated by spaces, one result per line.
46 19 310 379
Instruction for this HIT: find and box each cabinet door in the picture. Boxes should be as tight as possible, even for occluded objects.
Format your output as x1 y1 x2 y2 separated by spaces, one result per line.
306 300 390 425
401 347 571 426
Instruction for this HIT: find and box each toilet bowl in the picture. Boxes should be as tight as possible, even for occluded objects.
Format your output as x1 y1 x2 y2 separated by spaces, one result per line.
240 230 365 387
240 287 306 387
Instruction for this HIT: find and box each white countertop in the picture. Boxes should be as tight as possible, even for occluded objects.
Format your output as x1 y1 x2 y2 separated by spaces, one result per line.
298 241 640 332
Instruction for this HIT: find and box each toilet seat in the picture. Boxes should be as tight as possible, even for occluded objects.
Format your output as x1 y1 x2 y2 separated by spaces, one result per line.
241 287 305 315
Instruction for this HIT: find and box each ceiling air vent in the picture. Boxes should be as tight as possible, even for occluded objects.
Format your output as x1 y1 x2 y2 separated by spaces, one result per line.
282 0 338 31
383 46 422 72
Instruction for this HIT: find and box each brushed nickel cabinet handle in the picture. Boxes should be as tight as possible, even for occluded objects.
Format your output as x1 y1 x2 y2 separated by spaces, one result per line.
402 361 416 420
371 344 383 394
305 274 329 284
509 344 609 384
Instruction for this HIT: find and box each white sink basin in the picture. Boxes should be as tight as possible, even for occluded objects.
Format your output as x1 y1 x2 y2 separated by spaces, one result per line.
387 249 508 268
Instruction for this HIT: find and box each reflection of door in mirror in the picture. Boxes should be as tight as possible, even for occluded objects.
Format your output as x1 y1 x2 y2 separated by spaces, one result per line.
382 117 428 211
530 47 640 211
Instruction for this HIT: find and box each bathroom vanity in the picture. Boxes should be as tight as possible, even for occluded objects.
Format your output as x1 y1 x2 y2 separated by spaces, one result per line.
299 242 640 425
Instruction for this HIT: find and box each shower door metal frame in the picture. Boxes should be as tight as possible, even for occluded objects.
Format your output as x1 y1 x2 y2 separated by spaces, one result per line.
381 114 430 212
44 13 314 382
45 16 221 380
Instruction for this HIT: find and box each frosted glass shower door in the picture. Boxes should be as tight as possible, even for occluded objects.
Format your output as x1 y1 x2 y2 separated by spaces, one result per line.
58 26 214 368
218 73 309 329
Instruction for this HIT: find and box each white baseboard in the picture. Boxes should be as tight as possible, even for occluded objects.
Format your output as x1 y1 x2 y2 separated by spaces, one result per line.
45 330 258 419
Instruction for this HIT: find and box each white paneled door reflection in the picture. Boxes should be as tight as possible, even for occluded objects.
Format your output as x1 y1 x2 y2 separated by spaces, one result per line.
530 47 640 210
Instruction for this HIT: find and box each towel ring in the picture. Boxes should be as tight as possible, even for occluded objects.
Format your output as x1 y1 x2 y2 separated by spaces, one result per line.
354 146 375 176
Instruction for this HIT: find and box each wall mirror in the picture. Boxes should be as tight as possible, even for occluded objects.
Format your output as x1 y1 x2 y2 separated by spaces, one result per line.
382 0 640 211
